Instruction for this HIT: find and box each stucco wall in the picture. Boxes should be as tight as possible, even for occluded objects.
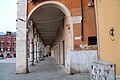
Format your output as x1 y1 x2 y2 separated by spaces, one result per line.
70 50 98 73
94 0 120 76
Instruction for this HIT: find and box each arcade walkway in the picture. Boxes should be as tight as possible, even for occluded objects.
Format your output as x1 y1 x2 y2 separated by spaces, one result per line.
0 57 90 80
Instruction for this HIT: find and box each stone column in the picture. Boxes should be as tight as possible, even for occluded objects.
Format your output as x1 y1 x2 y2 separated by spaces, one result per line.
39 44 42 61
37 42 40 62
42 45 45 60
28 20 34 65
40 44 44 60
29 38 34 65
16 0 28 74
34 41 38 63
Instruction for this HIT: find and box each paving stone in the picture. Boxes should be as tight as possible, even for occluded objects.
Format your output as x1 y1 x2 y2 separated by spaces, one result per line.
0 57 90 80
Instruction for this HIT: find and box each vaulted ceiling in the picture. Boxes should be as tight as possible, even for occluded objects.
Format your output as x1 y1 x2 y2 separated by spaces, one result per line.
30 5 65 46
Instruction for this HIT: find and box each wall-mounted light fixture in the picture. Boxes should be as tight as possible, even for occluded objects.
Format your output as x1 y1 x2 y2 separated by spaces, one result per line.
88 0 94 7
109 27 115 41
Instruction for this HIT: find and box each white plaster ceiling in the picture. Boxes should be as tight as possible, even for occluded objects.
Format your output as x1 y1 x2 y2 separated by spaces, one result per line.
31 5 65 46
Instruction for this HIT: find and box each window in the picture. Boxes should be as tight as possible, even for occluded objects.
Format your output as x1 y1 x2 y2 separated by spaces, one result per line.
13 53 16 57
2 48 4 51
88 36 97 45
12 48 16 51
0 48 4 51
13 42 16 46
0 54 3 57
8 37 11 40
8 48 10 51
6 48 10 51
0 41 4 46
7 41 10 46
7 52 10 56
1 37 4 40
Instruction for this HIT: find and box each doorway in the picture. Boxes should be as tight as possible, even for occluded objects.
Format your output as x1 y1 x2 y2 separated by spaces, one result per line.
62 40 65 65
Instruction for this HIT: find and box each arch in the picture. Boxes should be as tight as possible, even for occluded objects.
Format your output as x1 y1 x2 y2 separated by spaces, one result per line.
28 1 74 50
28 1 71 19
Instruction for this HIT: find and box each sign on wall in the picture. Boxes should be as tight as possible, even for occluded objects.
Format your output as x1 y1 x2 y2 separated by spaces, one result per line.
72 16 82 24
75 36 82 40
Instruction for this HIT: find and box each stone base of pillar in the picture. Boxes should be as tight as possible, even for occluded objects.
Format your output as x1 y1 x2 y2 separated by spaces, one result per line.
37 57 41 62
34 59 39 64
16 67 29 74
39 58 42 61
29 61 35 66
40 56 44 61
29 64 35 66
35 61 39 63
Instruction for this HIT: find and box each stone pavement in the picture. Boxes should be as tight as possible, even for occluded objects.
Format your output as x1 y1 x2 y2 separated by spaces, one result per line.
0 58 16 63
0 57 90 80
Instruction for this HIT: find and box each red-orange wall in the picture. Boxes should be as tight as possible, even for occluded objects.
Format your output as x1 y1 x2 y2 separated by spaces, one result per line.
27 0 96 51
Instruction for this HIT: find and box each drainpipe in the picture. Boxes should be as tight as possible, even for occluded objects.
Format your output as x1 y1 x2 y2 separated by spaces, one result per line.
80 0 84 41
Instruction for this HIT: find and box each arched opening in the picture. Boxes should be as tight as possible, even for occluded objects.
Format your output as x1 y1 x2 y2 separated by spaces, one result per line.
28 1 72 71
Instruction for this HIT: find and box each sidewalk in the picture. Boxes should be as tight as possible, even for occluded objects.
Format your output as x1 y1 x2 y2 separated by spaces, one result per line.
0 58 16 63
0 57 90 80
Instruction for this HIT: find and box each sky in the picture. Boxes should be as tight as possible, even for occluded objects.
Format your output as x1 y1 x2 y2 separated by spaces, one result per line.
0 0 17 33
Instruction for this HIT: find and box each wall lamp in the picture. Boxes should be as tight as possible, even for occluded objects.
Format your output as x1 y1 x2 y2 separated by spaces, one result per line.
88 1 94 7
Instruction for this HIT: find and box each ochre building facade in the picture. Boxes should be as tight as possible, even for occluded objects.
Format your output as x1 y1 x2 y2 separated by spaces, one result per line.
94 0 120 76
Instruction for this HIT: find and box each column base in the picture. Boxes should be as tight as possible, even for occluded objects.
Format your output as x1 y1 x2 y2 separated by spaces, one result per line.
37 57 41 62
35 60 39 63
16 67 29 74
29 64 35 66
29 61 35 66
30 61 34 65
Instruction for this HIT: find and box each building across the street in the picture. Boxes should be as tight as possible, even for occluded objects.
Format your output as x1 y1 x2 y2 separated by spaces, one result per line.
0 31 16 58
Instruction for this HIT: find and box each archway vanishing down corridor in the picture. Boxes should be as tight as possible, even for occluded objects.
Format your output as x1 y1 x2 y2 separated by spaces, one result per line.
27 1 73 74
